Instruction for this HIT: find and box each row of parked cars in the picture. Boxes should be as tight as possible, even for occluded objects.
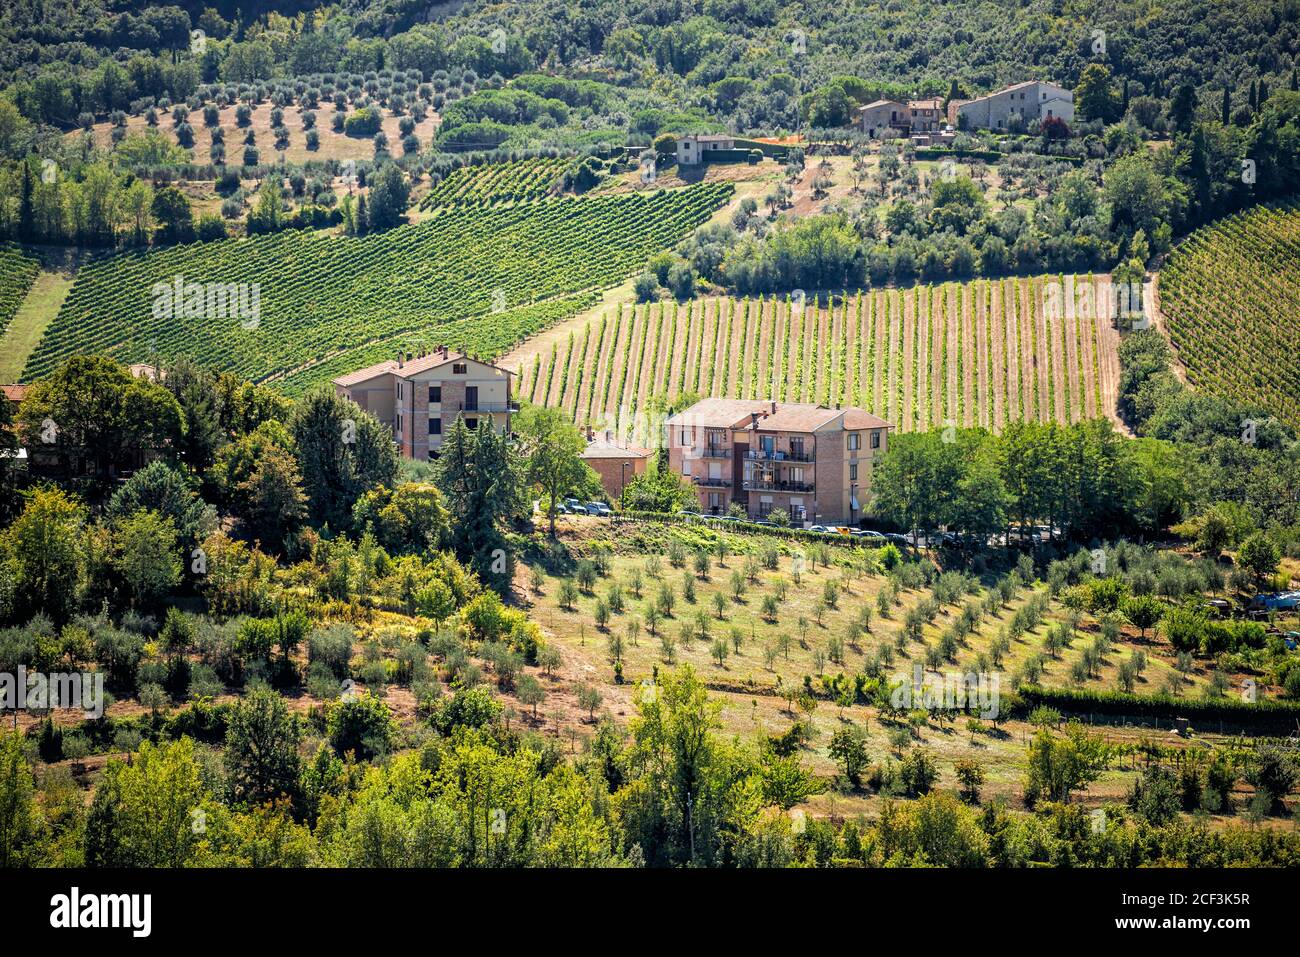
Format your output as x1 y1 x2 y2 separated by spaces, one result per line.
556 498 613 516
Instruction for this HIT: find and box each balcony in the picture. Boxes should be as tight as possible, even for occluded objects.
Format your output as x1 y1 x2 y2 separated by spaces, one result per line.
695 445 732 459
745 448 814 463
691 476 732 488
743 479 815 493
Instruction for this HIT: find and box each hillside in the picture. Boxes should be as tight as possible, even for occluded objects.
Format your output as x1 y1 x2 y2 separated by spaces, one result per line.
516 276 1124 437
1157 202 1300 429
21 183 733 391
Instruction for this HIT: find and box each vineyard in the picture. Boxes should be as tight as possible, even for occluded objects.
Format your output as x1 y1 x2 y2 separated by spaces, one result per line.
515 274 1124 439
0 243 40 338
419 157 570 210
23 183 732 393
1157 202 1300 429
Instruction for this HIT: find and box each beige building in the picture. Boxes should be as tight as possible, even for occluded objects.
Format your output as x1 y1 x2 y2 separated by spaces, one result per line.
676 133 735 165
857 99 907 138
906 97 945 132
665 398 891 525
581 431 652 500
333 347 515 459
950 80 1074 131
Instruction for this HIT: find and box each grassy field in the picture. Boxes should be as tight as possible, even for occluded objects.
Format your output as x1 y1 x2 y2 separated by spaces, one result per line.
0 269 74 382
514 276 1124 439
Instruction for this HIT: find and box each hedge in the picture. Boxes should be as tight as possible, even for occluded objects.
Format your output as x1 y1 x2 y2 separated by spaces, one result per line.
1015 684 1300 733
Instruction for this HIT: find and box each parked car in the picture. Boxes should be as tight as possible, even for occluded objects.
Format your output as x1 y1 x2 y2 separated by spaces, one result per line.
586 501 613 517
851 529 888 541
807 525 832 534
563 498 588 514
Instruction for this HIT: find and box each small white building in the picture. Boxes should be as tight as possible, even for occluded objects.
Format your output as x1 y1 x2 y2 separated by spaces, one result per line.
676 133 735 165
951 81 1074 131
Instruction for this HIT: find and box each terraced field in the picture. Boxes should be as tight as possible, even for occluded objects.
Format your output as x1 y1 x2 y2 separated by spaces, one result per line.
1158 202 1300 429
22 183 732 393
517 275 1124 439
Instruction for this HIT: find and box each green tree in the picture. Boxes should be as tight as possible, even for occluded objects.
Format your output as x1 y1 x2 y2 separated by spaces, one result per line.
113 509 182 607
290 388 396 532
225 688 302 809
18 355 182 485
3 487 86 623
432 416 521 585
829 725 869 789
515 403 589 535
1237 532 1281 585
1075 64 1121 122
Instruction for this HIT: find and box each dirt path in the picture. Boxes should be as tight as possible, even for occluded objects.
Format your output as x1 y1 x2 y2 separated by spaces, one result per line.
928 286 943 431
1062 276 1082 423
971 281 985 430
633 304 660 413
800 299 817 403
914 286 929 430
1079 279 1099 420
1095 275 1131 434
860 292 875 413
949 284 962 426
725 297 745 398
748 300 764 403
990 279 1006 430
1049 277 1069 424
901 287 916 431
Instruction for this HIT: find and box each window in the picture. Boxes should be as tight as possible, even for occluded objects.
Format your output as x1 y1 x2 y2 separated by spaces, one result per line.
681 428 693 446
429 418 441 435
789 466 804 485
395 415 402 436
397 382 402 400
871 431 881 450
847 433 861 451
429 385 441 403
465 418 478 431
452 362 467 375
850 463 858 481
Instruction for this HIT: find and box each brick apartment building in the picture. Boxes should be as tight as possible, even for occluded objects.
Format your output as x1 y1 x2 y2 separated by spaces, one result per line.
581 431 652 500
665 398 891 526
332 347 515 459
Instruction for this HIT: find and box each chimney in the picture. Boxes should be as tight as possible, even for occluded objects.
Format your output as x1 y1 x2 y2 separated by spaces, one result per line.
396 352 404 369
770 401 777 414
441 345 449 359
605 430 613 442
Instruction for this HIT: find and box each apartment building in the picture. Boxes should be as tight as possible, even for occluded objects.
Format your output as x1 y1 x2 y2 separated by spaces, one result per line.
333 346 515 459
665 398 891 526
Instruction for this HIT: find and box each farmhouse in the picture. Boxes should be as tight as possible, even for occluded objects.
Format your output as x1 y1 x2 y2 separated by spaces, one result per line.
676 133 735 165
333 347 516 460
906 97 945 132
665 398 891 526
949 80 1074 130
581 431 652 499
857 99 907 138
